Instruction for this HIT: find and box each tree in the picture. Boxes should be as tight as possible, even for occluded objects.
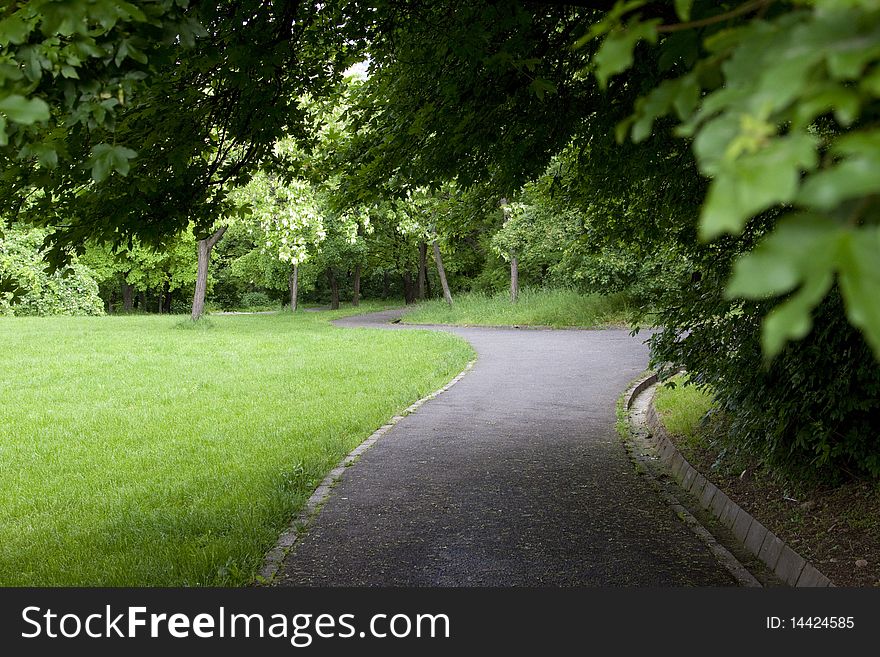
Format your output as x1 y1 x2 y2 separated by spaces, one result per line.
191 225 227 320
584 0 880 360
234 163 326 312
496 199 523 302
306 206 367 310
82 230 198 313
1 1 365 264
339 2 599 202
394 187 460 306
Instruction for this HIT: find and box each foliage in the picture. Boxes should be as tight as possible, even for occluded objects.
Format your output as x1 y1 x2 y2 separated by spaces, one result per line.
81 229 197 303
0 309 473 585
651 254 880 481
340 2 600 199
0 225 103 316
587 0 880 359
0 1 365 261
233 137 327 269
237 291 275 311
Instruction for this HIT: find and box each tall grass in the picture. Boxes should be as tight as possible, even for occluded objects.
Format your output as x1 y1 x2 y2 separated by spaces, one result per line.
401 288 635 328
0 307 472 585
652 374 716 446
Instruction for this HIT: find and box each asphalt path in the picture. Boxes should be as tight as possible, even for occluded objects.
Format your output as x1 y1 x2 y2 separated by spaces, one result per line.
276 309 734 586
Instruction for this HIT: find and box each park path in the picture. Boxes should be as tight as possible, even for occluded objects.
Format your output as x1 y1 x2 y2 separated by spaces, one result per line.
276 309 734 586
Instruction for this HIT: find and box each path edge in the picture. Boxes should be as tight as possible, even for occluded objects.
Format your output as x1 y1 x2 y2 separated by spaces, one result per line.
625 373 835 587
257 359 476 584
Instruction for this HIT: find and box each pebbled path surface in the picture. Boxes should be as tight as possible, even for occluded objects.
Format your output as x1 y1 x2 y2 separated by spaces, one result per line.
275 310 734 586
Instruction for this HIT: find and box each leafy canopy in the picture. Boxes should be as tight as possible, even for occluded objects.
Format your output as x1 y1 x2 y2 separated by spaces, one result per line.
588 0 880 358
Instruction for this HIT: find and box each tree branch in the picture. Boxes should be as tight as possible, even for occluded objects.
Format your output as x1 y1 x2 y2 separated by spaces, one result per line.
657 0 773 34
206 224 227 249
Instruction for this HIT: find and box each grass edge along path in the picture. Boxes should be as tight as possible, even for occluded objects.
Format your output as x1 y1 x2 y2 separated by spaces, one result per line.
400 288 635 329
0 304 473 586
651 374 880 587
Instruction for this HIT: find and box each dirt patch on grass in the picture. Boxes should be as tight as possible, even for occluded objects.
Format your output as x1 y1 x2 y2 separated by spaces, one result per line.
658 411 880 587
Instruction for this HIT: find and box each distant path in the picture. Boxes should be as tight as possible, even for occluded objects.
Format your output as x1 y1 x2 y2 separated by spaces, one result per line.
276 309 734 585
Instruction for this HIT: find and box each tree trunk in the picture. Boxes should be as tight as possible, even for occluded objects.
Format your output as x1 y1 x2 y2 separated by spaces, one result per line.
352 263 361 307
289 264 299 312
402 272 415 304
157 281 167 313
191 225 227 320
164 288 173 314
122 282 133 312
327 268 339 310
417 241 428 300
433 239 453 305
382 270 390 299
108 288 116 314
191 240 210 320
499 196 519 303
510 252 519 303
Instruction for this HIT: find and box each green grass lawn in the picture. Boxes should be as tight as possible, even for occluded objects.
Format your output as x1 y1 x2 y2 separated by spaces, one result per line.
401 288 635 328
651 374 716 447
0 304 472 585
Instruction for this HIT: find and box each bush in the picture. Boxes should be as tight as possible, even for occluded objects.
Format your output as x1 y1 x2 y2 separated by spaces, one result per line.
239 291 274 310
0 227 104 317
653 277 880 482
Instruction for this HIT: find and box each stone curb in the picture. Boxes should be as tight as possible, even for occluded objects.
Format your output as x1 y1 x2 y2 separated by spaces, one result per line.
628 374 834 588
257 360 476 584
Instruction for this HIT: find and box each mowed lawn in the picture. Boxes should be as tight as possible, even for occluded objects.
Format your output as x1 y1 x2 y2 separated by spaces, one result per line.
0 308 473 586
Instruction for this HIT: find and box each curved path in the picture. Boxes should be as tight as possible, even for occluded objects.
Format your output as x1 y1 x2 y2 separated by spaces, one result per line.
276 309 734 586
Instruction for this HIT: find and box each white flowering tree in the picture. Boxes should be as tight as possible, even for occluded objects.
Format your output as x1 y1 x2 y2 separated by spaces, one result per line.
235 170 325 312
492 200 529 303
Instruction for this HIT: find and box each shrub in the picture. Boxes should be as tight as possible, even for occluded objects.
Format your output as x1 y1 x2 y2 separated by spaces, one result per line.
239 291 274 309
0 227 104 317
653 278 880 482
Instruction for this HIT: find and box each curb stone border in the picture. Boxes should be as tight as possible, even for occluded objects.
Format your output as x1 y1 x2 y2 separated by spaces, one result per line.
258 360 476 584
627 373 834 588
623 375 760 587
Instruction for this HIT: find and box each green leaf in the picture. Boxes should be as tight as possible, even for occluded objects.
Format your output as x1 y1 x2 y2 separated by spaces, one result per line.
798 156 880 210
674 0 693 22
762 272 834 359
791 84 861 129
826 30 880 80
629 74 699 143
573 1 648 49
594 20 659 88
725 215 878 359
115 39 148 66
838 227 880 358
529 78 557 101
18 143 59 168
87 144 138 182
725 214 842 299
699 133 818 240
0 95 50 124
0 14 32 45
691 115 740 171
